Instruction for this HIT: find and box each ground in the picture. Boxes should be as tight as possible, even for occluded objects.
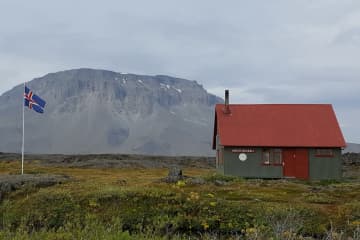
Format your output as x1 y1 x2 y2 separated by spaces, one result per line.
0 154 359 239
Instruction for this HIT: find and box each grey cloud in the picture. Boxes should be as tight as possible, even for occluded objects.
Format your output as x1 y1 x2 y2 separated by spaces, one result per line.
0 0 359 142
333 27 360 45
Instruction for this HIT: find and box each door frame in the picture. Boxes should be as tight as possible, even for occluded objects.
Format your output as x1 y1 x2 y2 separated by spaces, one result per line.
282 148 309 179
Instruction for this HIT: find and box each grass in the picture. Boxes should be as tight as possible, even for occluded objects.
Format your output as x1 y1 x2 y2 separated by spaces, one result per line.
0 160 359 239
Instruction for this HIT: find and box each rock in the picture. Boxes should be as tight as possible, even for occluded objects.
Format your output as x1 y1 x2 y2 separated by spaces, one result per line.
0 182 13 193
168 167 182 177
342 153 360 166
310 186 322 192
214 180 228 186
0 174 70 202
163 167 184 183
188 177 206 185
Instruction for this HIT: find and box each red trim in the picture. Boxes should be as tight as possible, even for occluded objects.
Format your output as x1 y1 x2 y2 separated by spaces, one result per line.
315 149 334 157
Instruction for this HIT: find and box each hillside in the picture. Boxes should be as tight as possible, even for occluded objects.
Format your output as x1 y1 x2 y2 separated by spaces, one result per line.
0 69 222 156
0 156 359 239
344 142 360 153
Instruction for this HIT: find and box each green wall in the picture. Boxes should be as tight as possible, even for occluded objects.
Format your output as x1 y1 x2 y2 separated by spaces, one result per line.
308 148 342 180
223 147 282 178
219 147 342 179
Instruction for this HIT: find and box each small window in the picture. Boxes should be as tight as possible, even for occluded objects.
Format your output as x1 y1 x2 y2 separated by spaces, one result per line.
263 150 270 165
262 149 282 165
315 149 334 157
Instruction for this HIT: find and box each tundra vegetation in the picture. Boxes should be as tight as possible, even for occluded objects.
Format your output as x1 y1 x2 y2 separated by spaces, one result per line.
0 154 359 240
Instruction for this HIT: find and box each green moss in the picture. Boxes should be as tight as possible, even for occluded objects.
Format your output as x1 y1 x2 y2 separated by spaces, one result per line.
203 173 243 183
0 163 359 239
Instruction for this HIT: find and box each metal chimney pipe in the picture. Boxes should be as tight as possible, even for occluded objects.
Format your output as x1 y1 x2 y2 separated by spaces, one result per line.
225 89 229 105
224 89 230 114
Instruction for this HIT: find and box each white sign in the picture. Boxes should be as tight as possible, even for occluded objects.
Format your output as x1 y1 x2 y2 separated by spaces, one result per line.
239 153 247 161
232 149 255 153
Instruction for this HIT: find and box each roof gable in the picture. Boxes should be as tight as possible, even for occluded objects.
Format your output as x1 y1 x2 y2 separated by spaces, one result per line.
213 104 346 148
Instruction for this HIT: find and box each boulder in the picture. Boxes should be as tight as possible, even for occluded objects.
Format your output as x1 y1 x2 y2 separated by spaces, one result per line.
163 167 184 183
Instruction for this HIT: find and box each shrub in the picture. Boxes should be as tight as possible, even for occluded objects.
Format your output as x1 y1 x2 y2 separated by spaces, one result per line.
253 204 328 238
203 173 243 184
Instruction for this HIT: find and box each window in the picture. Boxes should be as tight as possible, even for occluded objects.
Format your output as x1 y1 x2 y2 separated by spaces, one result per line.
263 150 270 164
262 149 282 165
315 149 334 157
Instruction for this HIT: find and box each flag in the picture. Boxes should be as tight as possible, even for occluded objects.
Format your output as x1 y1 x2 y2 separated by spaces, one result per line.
24 86 46 114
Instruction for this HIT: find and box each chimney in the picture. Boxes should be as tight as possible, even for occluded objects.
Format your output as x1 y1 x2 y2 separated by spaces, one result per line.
224 89 231 114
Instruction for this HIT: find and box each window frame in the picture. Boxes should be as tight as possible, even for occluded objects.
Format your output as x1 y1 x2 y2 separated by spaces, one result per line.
315 148 334 157
262 149 271 165
272 148 283 165
262 148 283 166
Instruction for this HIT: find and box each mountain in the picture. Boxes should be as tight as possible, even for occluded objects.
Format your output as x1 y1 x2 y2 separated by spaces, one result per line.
343 143 360 153
0 69 222 156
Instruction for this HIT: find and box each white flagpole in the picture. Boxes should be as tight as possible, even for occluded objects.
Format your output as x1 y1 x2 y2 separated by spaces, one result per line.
21 82 25 175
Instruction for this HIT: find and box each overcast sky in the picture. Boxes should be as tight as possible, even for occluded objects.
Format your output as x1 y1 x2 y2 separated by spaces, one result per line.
0 0 359 143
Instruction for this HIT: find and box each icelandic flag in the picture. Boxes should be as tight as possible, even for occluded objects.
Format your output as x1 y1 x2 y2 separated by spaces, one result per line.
24 86 46 114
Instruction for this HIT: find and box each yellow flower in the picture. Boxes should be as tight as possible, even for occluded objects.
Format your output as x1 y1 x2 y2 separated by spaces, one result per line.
201 222 209 230
88 199 99 208
207 193 215 198
350 220 360 226
246 227 256 234
188 192 200 201
176 180 186 187
209 201 217 207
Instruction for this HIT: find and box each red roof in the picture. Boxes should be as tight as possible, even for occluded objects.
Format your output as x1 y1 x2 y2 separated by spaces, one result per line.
213 104 346 149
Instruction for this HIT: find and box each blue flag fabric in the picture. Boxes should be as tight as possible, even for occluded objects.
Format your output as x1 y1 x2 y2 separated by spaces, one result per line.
24 86 46 114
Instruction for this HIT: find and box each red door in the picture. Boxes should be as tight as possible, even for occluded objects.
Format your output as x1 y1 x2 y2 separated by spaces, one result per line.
283 149 296 177
283 149 309 179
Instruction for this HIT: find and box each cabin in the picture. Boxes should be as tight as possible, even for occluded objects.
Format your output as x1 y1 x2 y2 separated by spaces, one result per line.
212 90 346 180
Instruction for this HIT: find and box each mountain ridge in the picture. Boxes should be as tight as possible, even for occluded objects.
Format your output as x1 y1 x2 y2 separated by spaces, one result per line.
343 142 360 153
0 68 222 156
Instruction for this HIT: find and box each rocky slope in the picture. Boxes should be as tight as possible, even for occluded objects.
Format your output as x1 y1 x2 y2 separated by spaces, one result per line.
0 69 222 155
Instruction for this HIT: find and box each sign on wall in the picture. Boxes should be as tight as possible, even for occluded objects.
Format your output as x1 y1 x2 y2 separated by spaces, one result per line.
231 149 255 153
239 153 247 161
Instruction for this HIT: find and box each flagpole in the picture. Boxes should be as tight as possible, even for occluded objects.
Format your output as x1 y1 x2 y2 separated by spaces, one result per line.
21 82 25 175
